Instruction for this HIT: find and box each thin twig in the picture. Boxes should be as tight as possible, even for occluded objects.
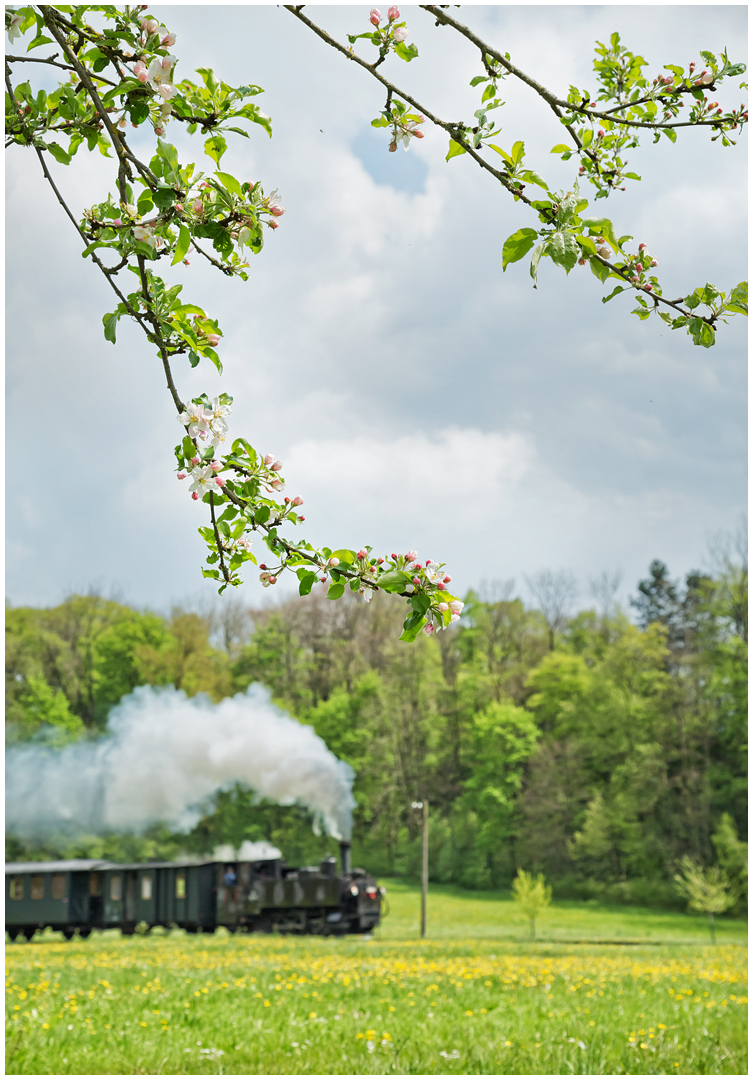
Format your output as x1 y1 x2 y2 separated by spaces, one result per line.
5 52 117 85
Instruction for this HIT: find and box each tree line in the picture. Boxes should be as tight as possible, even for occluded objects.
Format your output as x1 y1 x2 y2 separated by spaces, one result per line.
5 546 747 912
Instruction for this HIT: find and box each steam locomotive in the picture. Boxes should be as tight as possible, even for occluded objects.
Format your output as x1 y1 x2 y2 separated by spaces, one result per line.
5 841 383 940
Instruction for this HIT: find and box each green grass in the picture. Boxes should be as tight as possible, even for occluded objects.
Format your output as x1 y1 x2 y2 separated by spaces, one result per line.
6 882 748 1074
378 878 749 945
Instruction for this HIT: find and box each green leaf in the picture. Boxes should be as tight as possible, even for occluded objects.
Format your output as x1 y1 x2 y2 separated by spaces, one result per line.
502 227 539 271
171 225 191 266
102 312 119 344
688 318 715 348
254 505 270 524
45 142 71 165
510 140 525 165
298 572 318 596
446 139 467 162
204 134 227 166
470 75 487 87
517 168 549 192
327 582 345 600
410 593 431 616
481 83 496 103
589 257 610 283
530 243 544 289
394 41 419 62
399 612 426 642
547 230 580 274
580 216 621 255
602 285 626 304
487 143 514 167
550 143 571 153
216 170 243 198
375 569 412 593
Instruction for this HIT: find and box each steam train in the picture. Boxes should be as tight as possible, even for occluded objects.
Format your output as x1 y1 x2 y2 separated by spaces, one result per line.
5 842 383 940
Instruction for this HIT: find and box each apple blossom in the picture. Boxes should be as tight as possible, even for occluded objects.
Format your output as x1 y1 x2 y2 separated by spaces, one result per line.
329 557 340 566
189 464 223 497
377 556 385 564
270 480 283 491
393 26 408 42
449 600 464 614
143 18 159 33
388 5 401 20
268 219 279 229
192 200 204 215
210 460 222 472
162 31 177 46
292 496 304 507
177 471 186 480
191 491 199 500
205 333 221 347
405 550 418 561
437 583 446 591
271 461 283 471
133 61 148 83
359 586 373 602
370 8 381 26
264 453 275 465
357 548 368 559
423 623 434 636
7 12 23 42
438 602 449 612
178 402 211 440
112 218 123 227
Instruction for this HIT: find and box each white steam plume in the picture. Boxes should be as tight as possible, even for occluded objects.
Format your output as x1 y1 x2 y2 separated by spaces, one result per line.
5 684 355 842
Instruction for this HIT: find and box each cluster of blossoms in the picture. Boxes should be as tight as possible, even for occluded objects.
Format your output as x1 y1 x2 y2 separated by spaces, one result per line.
369 5 409 39
238 188 285 246
177 397 232 499
389 110 425 152
626 241 659 290
6 10 23 42
132 49 176 136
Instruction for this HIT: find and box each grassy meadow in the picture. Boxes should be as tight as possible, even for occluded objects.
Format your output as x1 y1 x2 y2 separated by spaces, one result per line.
6 881 748 1075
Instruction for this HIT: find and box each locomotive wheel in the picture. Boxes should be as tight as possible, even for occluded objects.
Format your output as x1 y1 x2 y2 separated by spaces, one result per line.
7 929 19 942
78 929 91 939
63 930 75 940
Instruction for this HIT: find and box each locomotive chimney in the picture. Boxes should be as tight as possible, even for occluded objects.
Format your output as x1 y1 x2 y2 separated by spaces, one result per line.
339 841 351 876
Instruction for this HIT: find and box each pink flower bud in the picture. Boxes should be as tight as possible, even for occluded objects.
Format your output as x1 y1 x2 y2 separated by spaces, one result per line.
210 460 221 472
598 129 605 137
145 18 159 33
377 556 385 564
299 516 306 522
271 480 283 490
449 601 463 614
423 623 434 636
357 548 368 559
192 200 204 214
271 461 283 471
391 553 397 560
413 130 424 139
162 32 176 46
177 472 186 480
443 576 451 583
388 5 400 20
392 26 408 42
264 454 275 465
320 576 327 583
412 576 420 586
134 62 148 83
268 219 279 229
205 334 220 347
259 563 268 570
639 242 647 250
259 572 270 582
191 456 200 466
191 491 199 500
215 477 226 487
650 259 658 267
389 141 398 153
437 583 446 591
270 205 285 217
292 496 304 507
644 284 653 292
154 126 165 137
631 276 640 284
370 7 382 25
635 263 643 273
199 181 210 190
112 218 123 227
405 550 418 561
577 258 586 266
183 259 190 266
329 557 340 567
268 575 277 584
284 496 290 504
438 602 449 612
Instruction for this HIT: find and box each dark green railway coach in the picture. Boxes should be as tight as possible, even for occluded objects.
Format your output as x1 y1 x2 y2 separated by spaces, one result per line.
6 845 383 940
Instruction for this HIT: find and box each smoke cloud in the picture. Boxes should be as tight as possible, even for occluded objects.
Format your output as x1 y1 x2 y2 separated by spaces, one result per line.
5 684 356 842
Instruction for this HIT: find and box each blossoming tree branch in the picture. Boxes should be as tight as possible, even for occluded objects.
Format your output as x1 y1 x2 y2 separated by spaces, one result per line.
4 3 464 642
4 5 747 641
286 4 747 348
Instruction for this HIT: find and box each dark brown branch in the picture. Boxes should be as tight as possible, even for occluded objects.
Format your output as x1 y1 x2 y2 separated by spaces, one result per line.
5 52 117 86
209 492 231 583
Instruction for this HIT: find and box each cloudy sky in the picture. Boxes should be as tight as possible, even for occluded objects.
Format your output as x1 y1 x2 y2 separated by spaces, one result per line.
5 4 748 616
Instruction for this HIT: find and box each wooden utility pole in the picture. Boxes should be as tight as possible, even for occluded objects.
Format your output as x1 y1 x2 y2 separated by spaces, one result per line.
421 798 429 939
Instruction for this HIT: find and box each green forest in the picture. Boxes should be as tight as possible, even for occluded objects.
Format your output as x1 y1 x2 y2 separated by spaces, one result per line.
5 551 747 914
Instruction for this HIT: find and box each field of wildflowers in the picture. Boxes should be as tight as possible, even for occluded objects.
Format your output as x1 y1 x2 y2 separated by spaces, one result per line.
6 928 747 1074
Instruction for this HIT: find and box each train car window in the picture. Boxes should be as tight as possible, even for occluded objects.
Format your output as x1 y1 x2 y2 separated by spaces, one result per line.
9 876 24 900
110 876 122 901
141 875 153 900
175 872 186 899
89 873 101 897
30 875 45 900
51 875 66 900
